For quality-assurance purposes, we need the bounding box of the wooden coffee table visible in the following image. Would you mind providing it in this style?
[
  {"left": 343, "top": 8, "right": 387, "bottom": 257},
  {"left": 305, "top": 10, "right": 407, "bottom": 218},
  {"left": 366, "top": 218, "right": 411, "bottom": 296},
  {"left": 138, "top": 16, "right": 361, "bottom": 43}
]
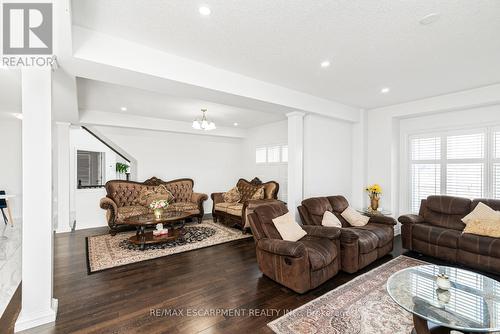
[{"left": 124, "top": 211, "right": 191, "bottom": 251}]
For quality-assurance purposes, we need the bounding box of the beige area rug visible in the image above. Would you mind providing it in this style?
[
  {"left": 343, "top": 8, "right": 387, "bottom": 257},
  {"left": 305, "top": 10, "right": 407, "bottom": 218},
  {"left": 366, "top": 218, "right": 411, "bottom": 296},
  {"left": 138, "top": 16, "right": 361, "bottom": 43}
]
[
  {"left": 86, "top": 220, "right": 251, "bottom": 273},
  {"left": 268, "top": 255, "right": 429, "bottom": 334}
]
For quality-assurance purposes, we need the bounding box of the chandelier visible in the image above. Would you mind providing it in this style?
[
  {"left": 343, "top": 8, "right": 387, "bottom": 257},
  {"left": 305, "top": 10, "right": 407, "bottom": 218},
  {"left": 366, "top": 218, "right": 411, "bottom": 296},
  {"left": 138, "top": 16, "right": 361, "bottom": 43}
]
[{"left": 192, "top": 108, "right": 216, "bottom": 131}]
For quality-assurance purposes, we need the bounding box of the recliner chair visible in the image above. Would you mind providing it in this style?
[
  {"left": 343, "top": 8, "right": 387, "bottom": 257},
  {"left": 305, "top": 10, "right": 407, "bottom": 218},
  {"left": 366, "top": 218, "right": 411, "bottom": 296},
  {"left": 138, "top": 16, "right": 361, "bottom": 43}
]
[{"left": 247, "top": 202, "right": 341, "bottom": 294}]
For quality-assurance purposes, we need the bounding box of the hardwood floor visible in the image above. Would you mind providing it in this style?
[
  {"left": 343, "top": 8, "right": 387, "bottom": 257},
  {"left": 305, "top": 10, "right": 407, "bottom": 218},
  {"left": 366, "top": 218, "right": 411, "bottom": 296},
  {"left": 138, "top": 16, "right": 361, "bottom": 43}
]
[{"left": 10, "top": 227, "right": 405, "bottom": 333}]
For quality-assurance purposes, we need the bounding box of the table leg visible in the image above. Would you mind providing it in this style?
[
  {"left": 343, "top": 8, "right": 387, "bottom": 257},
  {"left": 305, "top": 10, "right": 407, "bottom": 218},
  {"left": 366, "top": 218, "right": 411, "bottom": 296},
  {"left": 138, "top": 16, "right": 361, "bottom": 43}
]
[
  {"left": 5, "top": 199, "right": 14, "bottom": 227},
  {"left": 140, "top": 226, "right": 146, "bottom": 251},
  {"left": 411, "top": 315, "right": 453, "bottom": 334}
]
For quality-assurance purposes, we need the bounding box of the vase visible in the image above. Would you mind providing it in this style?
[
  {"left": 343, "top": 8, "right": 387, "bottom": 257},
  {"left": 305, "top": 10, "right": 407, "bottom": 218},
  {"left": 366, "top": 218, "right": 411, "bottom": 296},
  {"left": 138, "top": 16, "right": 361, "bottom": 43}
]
[
  {"left": 370, "top": 197, "right": 379, "bottom": 211},
  {"left": 153, "top": 208, "right": 163, "bottom": 219}
]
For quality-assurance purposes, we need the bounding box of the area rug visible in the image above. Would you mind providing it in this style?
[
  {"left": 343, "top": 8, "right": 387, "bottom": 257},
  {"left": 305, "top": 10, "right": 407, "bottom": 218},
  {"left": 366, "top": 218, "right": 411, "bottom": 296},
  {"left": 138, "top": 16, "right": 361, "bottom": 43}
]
[
  {"left": 86, "top": 220, "right": 251, "bottom": 273},
  {"left": 268, "top": 255, "right": 429, "bottom": 334}
]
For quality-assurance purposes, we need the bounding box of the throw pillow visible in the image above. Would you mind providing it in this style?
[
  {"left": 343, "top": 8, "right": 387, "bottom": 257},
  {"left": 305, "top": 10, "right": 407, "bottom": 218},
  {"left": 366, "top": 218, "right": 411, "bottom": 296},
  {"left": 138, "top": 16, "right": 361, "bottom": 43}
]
[
  {"left": 463, "top": 219, "right": 500, "bottom": 238},
  {"left": 272, "top": 212, "right": 307, "bottom": 242},
  {"left": 341, "top": 206, "right": 370, "bottom": 227},
  {"left": 462, "top": 202, "right": 500, "bottom": 225},
  {"left": 250, "top": 186, "right": 265, "bottom": 200},
  {"left": 223, "top": 187, "right": 241, "bottom": 203},
  {"left": 322, "top": 211, "right": 342, "bottom": 228}
]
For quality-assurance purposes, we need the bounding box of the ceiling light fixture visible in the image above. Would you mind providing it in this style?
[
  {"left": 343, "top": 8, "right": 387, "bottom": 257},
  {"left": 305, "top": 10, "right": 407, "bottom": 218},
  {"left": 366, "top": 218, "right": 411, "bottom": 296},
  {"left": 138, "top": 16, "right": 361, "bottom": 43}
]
[
  {"left": 120, "top": 106, "right": 127, "bottom": 111},
  {"left": 192, "top": 108, "right": 216, "bottom": 131},
  {"left": 320, "top": 60, "right": 331, "bottom": 68},
  {"left": 381, "top": 87, "right": 390, "bottom": 94},
  {"left": 419, "top": 13, "right": 440, "bottom": 25},
  {"left": 199, "top": 6, "right": 211, "bottom": 16},
  {"left": 233, "top": 122, "right": 238, "bottom": 127}
]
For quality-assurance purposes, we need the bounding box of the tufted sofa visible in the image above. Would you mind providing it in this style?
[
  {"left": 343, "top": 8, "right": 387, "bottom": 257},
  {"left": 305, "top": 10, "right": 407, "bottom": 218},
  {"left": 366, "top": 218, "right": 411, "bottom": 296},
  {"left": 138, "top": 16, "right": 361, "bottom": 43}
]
[
  {"left": 399, "top": 195, "right": 500, "bottom": 275},
  {"left": 211, "top": 177, "right": 281, "bottom": 232},
  {"left": 247, "top": 202, "right": 341, "bottom": 293},
  {"left": 100, "top": 177, "right": 208, "bottom": 235},
  {"left": 298, "top": 195, "right": 396, "bottom": 273}
]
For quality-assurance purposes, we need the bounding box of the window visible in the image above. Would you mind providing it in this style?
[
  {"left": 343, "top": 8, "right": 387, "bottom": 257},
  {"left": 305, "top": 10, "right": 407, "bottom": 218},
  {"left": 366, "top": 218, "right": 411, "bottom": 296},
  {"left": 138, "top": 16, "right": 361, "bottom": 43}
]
[
  {"left": 255, "top": 145, "right": 288, "bottom": 164},
  {"left": 77, "top": 150, "right": 105, "bottom": 188},
  {"left": 408, "top": 129, "right": 495, "bottom": 212}
]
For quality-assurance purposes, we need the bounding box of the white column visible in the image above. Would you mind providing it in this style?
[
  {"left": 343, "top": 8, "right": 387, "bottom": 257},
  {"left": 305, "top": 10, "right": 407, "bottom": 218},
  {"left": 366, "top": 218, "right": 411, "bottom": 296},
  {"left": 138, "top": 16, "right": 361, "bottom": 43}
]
[
  {"left": 15, "top": 68, "right": 57, "bottom": 332},
  {"left": 55, "top": 122, "right": 71, "bottom": 233},
  {"left": 287, "top": 111, "right": 305, "bottom": 219}
]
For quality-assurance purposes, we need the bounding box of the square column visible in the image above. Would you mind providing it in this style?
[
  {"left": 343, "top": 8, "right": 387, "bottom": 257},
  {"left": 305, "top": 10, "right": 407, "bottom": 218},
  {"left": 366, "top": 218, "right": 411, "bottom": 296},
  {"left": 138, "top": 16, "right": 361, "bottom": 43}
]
[
  {"left": 287, "top": 111, "right": 305, "bottom": 219},
  {"left": 15, "top": 68, "right": 57, "bottom": 332}
]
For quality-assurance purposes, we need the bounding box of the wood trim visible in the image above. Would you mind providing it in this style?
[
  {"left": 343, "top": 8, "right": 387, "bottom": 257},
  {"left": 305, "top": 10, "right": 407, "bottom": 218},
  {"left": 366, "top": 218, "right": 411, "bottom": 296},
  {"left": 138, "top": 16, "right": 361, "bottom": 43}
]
[{"left": 0, "top": 283, "right": 21, "bottom": 334}]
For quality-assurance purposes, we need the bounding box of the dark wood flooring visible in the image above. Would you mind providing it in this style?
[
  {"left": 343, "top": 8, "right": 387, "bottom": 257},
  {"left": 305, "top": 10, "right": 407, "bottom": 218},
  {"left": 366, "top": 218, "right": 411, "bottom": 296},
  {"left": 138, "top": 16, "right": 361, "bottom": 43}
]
[{"left": 5, "top": 226, "right": 479, "bottom": 334}]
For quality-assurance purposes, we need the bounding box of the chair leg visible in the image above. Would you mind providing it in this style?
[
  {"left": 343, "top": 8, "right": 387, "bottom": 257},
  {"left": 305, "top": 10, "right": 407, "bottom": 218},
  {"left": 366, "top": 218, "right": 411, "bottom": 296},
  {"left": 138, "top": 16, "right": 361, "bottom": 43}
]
[
  {"left": 5, "top": 199, "right": 14, "bottom": 226},
  {"left": 0, "top": 208, "right": 8, "bottom": 225}
]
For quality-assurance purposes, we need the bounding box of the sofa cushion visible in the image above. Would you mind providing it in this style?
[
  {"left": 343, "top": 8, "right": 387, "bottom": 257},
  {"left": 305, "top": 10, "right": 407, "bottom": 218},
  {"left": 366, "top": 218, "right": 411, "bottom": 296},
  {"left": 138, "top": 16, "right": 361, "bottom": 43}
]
[
  {"left": 423, "top": 196, "right": 470, "bottom": 231},
  {"left": 254, "top": 204, "right": 289, "bottom": 240},
  {"left": 227, "top": 203, "right": 244, "bottom": 216},
  {"left": 327, "top": 196, "right": 350, "bottom": 213},
  {"left": 343, "top": 228, "right": 379, "bottom": 253},
  {"left": 459, "top": 233, "right": 500, "bottom": 258},
  {"left": 167, "top": 202, "right": 198, "bottom": 212},
  {"left": 354, "top": 224, "right": 394, "bottom": 247},
  {"left": 250, "top": 186, "right": 265, "bottom": 200},
  {"left": 166, "top": 180, "right": 193, "bottom": 203},
  {"left": 106, "top": 182, "right": 144, "bottom": 207},
  {"left": 237, "top": 181, "right": 261, "bottom": 202},
  {"left": 116, "top": 205, "right": 149, "bottom": 223},
  {"left": 214, "top": 202, "right": 232, "bottom": 213},
  {"left": 299, "top": 235, "right": 337, "bottom": 270},
  {"left": 412, "top": 224, "right": 461, "bottom": 249},
  {"left": 471, "top": 199, "right": 500, "bottom": 211},
  {"left": 223, "top": 187, "right": 241, "bottom": 203}
]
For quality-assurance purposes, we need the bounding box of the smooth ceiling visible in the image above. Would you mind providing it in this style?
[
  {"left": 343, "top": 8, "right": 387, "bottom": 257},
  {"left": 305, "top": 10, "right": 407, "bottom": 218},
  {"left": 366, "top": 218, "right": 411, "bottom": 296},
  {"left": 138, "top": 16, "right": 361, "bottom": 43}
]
[{"left": 72, "top": 0, "right": 500, "bottom": 109}]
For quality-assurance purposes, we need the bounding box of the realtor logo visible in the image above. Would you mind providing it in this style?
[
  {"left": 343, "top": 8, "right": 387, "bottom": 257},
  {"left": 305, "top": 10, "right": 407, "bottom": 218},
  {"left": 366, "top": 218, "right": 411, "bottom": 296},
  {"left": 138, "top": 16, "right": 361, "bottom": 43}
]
[{"left": 3, "top": 3, "right": 53, "bottom": 54}]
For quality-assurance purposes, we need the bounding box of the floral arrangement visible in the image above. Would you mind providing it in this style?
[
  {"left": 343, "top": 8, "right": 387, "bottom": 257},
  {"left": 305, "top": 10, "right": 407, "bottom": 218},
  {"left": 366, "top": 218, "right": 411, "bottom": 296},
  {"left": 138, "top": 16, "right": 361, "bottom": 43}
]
[
  {"left": 365, "top": 184, "right": 382, "bottom": 199},
  {"left": 149, "top": 199, "right": 169, "bottom": 210}
]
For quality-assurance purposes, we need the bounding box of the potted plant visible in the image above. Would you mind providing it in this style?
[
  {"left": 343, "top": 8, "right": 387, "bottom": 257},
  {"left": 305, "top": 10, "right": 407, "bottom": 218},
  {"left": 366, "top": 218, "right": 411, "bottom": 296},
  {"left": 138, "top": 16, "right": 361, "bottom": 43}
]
[{"left": 116, "top": 162, "right": 129, "bottom": 180}]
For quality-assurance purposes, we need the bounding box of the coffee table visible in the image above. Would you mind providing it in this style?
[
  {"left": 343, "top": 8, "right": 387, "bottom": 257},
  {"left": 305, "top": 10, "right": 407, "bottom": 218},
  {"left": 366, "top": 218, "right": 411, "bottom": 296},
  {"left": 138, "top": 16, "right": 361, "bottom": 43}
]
[
  {"left": 124, "top": 211, "right": 191, "bottom": 251},
  {"left": 387, "top": 264, "right": 500, "bottom": 334}
]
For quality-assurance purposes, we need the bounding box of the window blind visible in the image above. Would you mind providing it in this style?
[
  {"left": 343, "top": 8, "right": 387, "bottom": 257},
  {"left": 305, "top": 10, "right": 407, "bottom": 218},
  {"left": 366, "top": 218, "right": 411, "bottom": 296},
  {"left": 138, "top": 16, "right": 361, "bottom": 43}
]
[{"left": 411, "top": 164, "right": 441, "bottom": 213}]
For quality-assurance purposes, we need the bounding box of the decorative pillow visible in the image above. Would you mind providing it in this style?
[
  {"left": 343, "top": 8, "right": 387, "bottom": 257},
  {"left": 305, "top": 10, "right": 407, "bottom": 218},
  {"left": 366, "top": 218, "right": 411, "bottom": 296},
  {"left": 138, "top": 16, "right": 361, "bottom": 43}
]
[
  {"left": 138, "top": 185, "right": 174, "bottom": 207},
  {"left": 223, "top": 187, "right": 241, "bottom": 203},
  {"left": 463, "top": 219, "right": 500, "bottom": 238},
  {"left": 322, "top": 211, "right": 342, "bottom": 228},
  {"left": 272, "top": 212, "right": 307, "bottom": 242},
  {"left": 462, "top": 202, "right": 500, "bottom": 225},
  {"left": 250, "top": 186, "right": 265, "bottom": 200},
  {"left": 341, "top": 206, "right": 370, "bottom": 227},
  {"left": 238, "top": 182, "right": 260, "bottom": 202}
]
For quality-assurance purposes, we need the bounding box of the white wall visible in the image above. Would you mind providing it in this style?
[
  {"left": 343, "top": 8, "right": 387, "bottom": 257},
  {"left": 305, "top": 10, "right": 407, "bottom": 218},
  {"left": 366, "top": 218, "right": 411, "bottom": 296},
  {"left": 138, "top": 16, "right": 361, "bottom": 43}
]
[
  {"left": 93, "top": 126, "right": 245, "bottom": 212},
  {"left": 303, "top": 114, "right": 354, "bottom": 201},
  {"left": 365, "top": 84, "right": 500, "bottom": 221},
  {"left": 243, "top": 120, "right": 288, "bottom": 201},
  {"left": 0, "top": 117, "right": 22, "bottom": 218}
]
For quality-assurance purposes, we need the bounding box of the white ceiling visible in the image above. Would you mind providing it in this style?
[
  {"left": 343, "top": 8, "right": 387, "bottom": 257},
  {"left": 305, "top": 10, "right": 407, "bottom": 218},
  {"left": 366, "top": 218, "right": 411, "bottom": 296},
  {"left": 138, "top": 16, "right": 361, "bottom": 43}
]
[
  {"left": 0, "top": 69, "right": 21, "bottom": 116},
  {"left": 76, "top": 78, "right": 285, "bottom": 128},
  {"left": 72, "top": 0, "right": 500, "bottom": 109}
]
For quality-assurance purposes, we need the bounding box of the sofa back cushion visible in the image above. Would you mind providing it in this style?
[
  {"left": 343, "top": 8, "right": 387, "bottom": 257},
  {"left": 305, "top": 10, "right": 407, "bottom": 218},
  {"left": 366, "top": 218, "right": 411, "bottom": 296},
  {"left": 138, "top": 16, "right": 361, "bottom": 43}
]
[
  {"left": 253, "top": 202, "right": 289, "bottom": 240},
  {"left": 105, "top": 181, "right": 144, "bottom": 207},
  {"left": 165, "top": 179, "right": 193, "bottom": 203},
  {"left": 301, "top": 197, "right": 332, "bottom": 225},
  {"left": 471, "top": 199, "right": 500, "bottom": 211},
  {"left": 422, "top": 195, "right": 471, "bottom": 231},
  {"left": 236, "top": 178, "right": 279, "bottom": 201},
  {"left": 327, "top": 195, "right": 351, "bottom": 227}
]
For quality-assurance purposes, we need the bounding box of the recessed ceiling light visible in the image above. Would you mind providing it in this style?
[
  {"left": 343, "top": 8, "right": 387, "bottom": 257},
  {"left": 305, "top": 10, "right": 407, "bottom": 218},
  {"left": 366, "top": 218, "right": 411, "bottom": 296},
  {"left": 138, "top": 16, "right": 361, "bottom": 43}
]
[
  {"left": 14, "top": 113, "right": 23, "bottom": 120},
  {"left": 199, "top": 6, "right": 211, "bottom": 16},
  {"left": 381, "top": 87, "right": 390, "bottom": 94},
  {"left": 419, "top": 13, "right": 440, "bottom": 25},
  {"left": 320, "top": 60, "right": 331, "bottom": 68},
  {"left": 120, "top": 107, "right": 127, "bottom": 111},
  {"left": 233, "top": 122, "right": 239, "bottom": 127}
]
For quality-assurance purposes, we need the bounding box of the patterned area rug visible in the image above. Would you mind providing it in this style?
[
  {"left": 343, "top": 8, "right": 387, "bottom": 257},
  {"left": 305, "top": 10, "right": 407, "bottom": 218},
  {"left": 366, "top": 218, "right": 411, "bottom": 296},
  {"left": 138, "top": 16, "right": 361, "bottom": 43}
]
[
  {"left": 268, "top": 255, "right": 429, "bottom": 334},
  {"left": 86, "top": 220, "right": 251, "bottom": 273}
]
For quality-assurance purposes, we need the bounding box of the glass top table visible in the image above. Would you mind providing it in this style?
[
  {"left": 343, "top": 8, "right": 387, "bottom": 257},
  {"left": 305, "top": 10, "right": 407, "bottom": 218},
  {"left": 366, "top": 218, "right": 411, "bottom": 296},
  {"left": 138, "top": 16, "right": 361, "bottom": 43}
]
[{"left": 387, "top": 265, "right": 500, "bottom": 333}]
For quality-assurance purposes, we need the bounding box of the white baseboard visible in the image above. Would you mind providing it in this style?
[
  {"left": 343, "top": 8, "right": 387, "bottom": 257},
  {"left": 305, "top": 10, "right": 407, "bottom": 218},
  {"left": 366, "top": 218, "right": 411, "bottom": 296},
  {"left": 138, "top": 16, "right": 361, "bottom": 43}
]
[{"left": 14, "top": 298, "right": 58, "bottom": 332}]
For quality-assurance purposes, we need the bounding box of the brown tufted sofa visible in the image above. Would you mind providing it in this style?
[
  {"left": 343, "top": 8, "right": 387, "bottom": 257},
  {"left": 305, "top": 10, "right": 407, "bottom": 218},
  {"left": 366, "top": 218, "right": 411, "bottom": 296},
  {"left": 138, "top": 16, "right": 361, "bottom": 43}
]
[
  {"left": 247, "top": 202, "right": 341, "bottom": 293},
  {"left": 100, "top": 177, "right": 208, "bottom": 235},
  {"left": 211, "top": 177, "right": 280, "bottom": 231},
  {"left": 399, "top": 195, "right": 500, "bottom": 275},
  {"left": 298, "top": 196, "right": 396, "bottom": 273}
]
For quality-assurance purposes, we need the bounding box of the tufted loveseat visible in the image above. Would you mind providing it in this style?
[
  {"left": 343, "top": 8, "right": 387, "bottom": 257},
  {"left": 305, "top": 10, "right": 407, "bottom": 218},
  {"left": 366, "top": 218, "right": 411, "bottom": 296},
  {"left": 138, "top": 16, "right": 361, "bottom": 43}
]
[{"left": 100, "top": 177, "right": 208, "bottom": 235}]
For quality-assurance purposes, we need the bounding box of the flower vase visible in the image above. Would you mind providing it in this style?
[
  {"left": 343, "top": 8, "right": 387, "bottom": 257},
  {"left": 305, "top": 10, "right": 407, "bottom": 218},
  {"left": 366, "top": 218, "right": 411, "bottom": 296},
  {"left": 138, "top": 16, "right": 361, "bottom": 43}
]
[
  {"left": 153, "top": 208, "right": 163, "bottom": 219},
  {"left": 370, "top": 197, "right": 379, "bottom": 211}
]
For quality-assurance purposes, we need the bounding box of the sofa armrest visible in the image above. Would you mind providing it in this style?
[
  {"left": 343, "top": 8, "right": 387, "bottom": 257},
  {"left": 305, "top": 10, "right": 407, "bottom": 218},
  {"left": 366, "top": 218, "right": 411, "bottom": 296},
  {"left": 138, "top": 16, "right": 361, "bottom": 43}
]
[
  {"left": 339, "top": 229, "right": 360, "bottom": 244},
  {"left": 369, "top": 215, "right": 397, "bottom": 226},
  {"left": 257, "top": 239, "right": 306, "bottom": 258},
  {"left": 191, "top": 192, "right": 208, "bottom": 204},
  {"left": 211, "top": 192, "right": 224, "bottom": 204},
  {"left": 100, "top": 197, "right": 117, "bottom": 214},
  {"left": 302, "top": 225, "right": 341, "bottom": 240},
  {"left": 242, "top": 199, "right": 284, "bottom": 229},
  {"left": 398, "top": 214, "right": 424, "bottom": 225}
]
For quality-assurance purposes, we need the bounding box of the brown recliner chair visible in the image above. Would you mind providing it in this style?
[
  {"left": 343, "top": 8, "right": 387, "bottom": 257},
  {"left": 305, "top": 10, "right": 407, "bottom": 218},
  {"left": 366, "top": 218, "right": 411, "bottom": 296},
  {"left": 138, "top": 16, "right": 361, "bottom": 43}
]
[
  {"left": 247, "top": 202, "right": 341, "bottom": 294},
  {"left": 298, "top": 196, "right": 396, "bottom": 273}
]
